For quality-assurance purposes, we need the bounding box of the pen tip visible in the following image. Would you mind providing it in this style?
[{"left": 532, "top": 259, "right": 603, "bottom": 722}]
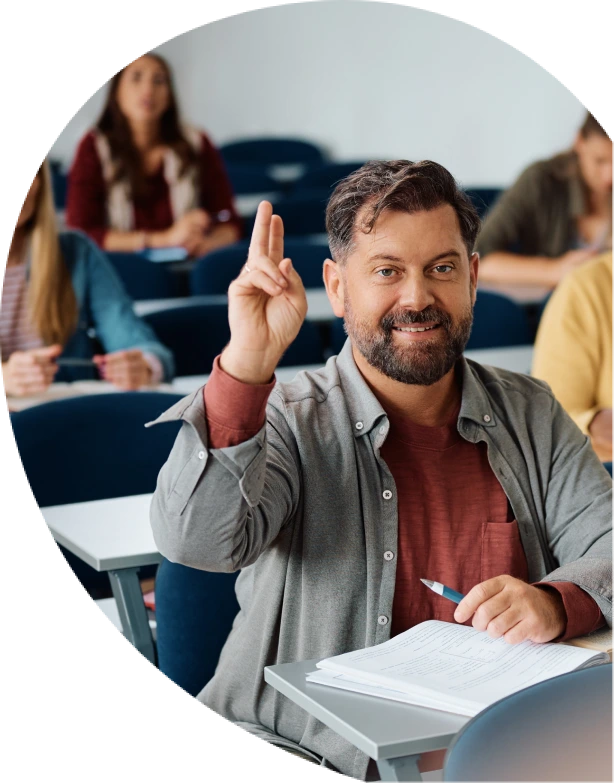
[{"left": 420, "top": 579, "right": 433, "bottom": 587}]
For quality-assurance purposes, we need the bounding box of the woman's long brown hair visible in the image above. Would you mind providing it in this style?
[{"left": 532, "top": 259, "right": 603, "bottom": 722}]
[
  {"left": 28, "top": 162, "right": 78, "bottom": 345},
  {"left": 96, "top": 52, "right": 198, "bottom": 199}
]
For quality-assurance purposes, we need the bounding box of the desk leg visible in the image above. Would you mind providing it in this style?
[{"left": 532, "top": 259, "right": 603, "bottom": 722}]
[
  {"left": 376, "top": 755, "right": 422, "bottom": 781},
  {"left": 108, "top": 568, "right": 156, "bottom": 664}
]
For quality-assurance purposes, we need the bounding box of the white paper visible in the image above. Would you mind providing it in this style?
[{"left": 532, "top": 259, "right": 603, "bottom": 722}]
[{"left": 316, "top": 620, "right": 607, "bottom": 715}]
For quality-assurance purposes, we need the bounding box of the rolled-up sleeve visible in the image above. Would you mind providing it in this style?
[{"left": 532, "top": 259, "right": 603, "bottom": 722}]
[{"left": 148, "top": 384, "right": 300, "bottom": 573}]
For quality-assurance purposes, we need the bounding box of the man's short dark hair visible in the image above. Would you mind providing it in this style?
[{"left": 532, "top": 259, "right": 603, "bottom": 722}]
[
  {"left": 325, "top": 160, "right": 480, "bottom": 263},
  {"left": 579, "top": 112, "right": 610, "bottom": 140}
]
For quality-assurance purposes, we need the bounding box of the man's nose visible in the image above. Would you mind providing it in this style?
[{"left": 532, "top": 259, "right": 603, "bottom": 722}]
[{"left": 398, "top": 275, "right": 436, "bottom": 312}]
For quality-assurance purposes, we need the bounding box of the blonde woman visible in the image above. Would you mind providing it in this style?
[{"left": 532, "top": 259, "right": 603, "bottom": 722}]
[{"left": 1, "top": 162, "right": 174, "bottom": 397}]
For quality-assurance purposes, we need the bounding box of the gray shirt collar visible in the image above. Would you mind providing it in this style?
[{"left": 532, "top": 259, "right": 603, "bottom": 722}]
[{"left": 334, "top": 338, "right": 497, "bottom": 437}]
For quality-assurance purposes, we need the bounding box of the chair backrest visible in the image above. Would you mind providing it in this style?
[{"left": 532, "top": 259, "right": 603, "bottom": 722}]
[
  {"left": 106, "top": 252, "right": 186, "bottom": 301},
  {"left": 603, "top": 461, "right": 613, "bottom": 477},
  {"left": 143, "top": 303, "right": 325, "bottom": 375},
  {"left": 12, "top": 392, "right": 182, "bottom": 596},
  {"left": 465, "top": 188, "right": 502, "bottom": 218},
  {"left": 49, "top": 160, "right": 68, "bottom": 210},
  {"left": 330, "top": 317, "right": 347, "bottom": 357},
  {"left": 190, "top": 239, "right": 330, "bottom": 295},
  {"left": 155, "top": 559, "right": 240, "bottom": 696},
  {"left": 220, "top": 137, "right": 325, "bottom": 167},
  {"left": 142, "top": 304, "right": 231, "bottom": 377},
  {"left": 466, "top": 290, "right": 532, "bottom": 350},
  {"left": 10, "top": 392, "right": 183, "bottom": 508},
  {"left": 443, "top": 664, "right": 612, "bottom": 781},
  {"left": 291, "top": 161, "right": 367, "bottom": 193},
  {"left": 253, "top": 194, "right": 328, "bottom": 237},
  {"left": 225, "top": 164, "right": 281, "bottom": 196}
]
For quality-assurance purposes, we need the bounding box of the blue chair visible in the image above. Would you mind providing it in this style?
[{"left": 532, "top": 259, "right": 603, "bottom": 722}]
[
  {"left": 243, "top": 194, "right": 328, "bottom": 237},
  {"left": 106, "top": 252, "right": 186, "bottom": 301},
  {"left": 465, "top": 188, "right": 502, "bottom": 218},
  {"left": 444, "top": 664, "right": 612, "bottom": 781},
  {"left": 603, "top": 462, "right": 612, "bottom": 477},
  {"left": 329, "top": 317, "right": 347, "bottom": 356},
  {"left": 220, "top": 138, "right": 325, "bottom": 168},
  {"left": 142, "top": 303, "right": 325, "bottom": 375},
  {"left": 190, "top": 239, "right": 330, "bottom": 295},
  {"left": 155, "top": 561, "right": 240, "bottom": 696},
  {"left": 466, "top": 290, "right": 532, "bottom": 350},
  {"left": 291, "top": 161, "right": 366, "bottom": 193},
  {"left": 225, "top": 164, "right": 281, "bottom": 196},
  {"left": 49, "top": 160, "right": 68, "bottom": 210},
  {"left": 11, "top": 392, "right": 183, "bottom": 595}
]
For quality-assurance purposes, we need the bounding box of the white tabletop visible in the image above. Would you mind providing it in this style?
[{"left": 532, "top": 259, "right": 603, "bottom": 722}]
[
  {"left": 42, "top": 493, "right": 160, "bottom": 572},
  {"left": 7, "top": 347, "right": 533, "bottom": 411},
  {"left": 134, "top": 289, "right": 334, "bottom": 321},
  {"left": 265, "top": 659, "right": 468, "bottom": 760}
]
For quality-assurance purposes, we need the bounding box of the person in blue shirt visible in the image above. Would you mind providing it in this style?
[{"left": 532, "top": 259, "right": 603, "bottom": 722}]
[{"left": 2, "top": 161, "right": 174, "bottom": 397}]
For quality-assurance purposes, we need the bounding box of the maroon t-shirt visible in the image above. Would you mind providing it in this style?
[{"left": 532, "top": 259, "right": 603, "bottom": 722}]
[
  {"left": 203, "top": 356, "right": 604, "bottom": 641},
  {"left": 66, "top": 130, "right": 241, "bottom": 246}
]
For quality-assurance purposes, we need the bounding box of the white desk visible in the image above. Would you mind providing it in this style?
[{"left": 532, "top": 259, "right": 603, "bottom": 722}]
[
  {"left": 134, "top": 284, "right": 549, "bottom": 320},
  {"left": 42, "top": 494, "right": 159, "bottom": 662},
  {"left": 265, "top": 659, "right": 468, "bottom": 781},
  {"left": 170, "top": 347, "right": 533, "bottom": 396},
  {"left": 7, "top": 347, "right": 533, "bottom": 412},
  {"left": 134, "top": 289, "right": 335, "bottom": 321}
]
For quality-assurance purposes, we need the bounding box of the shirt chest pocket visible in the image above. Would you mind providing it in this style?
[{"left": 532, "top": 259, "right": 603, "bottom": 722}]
[{"left": 480, "top": 520, "right": 530, "bottom": 583}]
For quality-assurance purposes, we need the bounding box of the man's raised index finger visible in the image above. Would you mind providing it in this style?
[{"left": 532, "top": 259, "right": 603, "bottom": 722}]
[{"left": 249, "top": 201, "right": 273, "bottom": 257}]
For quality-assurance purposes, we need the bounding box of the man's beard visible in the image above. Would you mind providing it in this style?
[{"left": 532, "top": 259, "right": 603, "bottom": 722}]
[{"left": 343, "top": 299, "right": 473, "bottom": 386}]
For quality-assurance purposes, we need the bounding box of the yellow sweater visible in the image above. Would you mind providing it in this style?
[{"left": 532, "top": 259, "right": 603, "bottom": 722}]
[{"left": 532, "top": 252, "right": 612, "bottom": 438}]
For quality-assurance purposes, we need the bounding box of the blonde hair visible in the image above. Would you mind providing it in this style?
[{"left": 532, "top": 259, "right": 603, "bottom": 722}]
[{"left": 27, "top": 161, "right": 78, "bottom": 345}]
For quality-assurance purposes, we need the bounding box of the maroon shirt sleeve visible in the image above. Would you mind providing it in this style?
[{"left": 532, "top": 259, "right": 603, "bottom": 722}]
[
  {"left": 534, "top": 581, "right": 605, "bottom": 641},
  {"left": 198, "top": 133, "right": 243, "bottom": 236},
  {"left": 203, "top": 355, "right": 275, "bottom": 448},
  {"left": 65, "top": 132, "right": 109, "bottom": 247}
]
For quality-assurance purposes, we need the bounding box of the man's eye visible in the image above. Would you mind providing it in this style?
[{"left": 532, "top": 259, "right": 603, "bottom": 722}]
[
  {"left": 377, "top": 269, "right": 395, "bottom": 278},
  {"left": 434, "top": 265, "right": 453, "bottom": 274}
]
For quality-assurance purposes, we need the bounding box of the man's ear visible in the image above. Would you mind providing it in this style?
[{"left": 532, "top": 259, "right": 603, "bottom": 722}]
[
  {"left": 323, "top": 258, "right": 345, "bottom": 318},
  {"left": 469, "top": 252, "right": 479, "bottom": 305}
]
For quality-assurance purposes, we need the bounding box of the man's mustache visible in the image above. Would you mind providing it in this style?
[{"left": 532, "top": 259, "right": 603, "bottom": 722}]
[{"left": 380, "top": 308, "right": 453, "bottom": 331}]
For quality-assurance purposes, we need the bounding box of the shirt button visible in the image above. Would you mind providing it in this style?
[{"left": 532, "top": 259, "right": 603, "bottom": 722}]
[
  {"left": 379, "top": 426, "right": 386, "bottom": 435},
  {"left": 383, "top": 490, "right": 393, "bottom": 500},
  {"left": 384, "top": 551, "right": 394, "bottom": 561},
  {"left": 355, "top": 421, "right": 364, "bottom": 430},
  {"left": 378, "top": 615, "right": 388, "bottom": 625},
  {"left": 483, "top": 414, "right": 491, "bottom": 423},
  {"left": 198, "top": 451, "right": 206, "bottom": 460}
]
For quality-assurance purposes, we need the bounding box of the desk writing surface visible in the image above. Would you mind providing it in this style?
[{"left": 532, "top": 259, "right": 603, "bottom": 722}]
[
  {"left": 265, "top": 660, "right": 468, "bottom": 761},
  {"left": 43, "top": 493, "right": 160, "bottom": 572}
]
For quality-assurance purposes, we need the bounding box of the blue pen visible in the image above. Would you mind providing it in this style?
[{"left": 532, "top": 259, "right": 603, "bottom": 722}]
[{"left": 420, "top": 578, "right": 465, "bottom": 604}]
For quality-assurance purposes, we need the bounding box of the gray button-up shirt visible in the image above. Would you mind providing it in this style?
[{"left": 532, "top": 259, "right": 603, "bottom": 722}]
[{"left": 149, "top": 341, "right": 612, "bottom": 779}]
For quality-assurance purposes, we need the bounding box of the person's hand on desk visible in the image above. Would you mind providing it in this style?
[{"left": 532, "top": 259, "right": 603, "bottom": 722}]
[
  {"left": 454, "top": 575, "right": 566, "bottom": 644},
  {"left": 220, "top": 200, "right": 307, "bottom": 384},
  {"left": 589, "top": 408, "right": 612, "bottom": 461},
  {"left": 2, "top": 344, "right": 61, "bottom": 396},
  {"left": 145, "top": 209, "right": 212, "bottom": 252},
  {"left": 94, "top": 349, "right": 153, "bottom": 391}
]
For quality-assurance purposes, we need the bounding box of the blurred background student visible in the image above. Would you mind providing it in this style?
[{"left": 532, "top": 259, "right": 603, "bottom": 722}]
[
  {"left": 1, "top": 161, "right": 174, "bottom": 398},
  {"left": 532, "top": 251, "right": 612, "bottom": 462},
  {"left": 66, "top": 53, "right": 241, "bottom": 256},
  {"left": 477, "top": 112, "right": 612, "bottom": 288}
]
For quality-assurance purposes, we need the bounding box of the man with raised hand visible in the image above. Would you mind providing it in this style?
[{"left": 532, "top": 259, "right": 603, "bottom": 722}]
[{"left": 150, "top": 161, "right": 611, "bottom": 780}]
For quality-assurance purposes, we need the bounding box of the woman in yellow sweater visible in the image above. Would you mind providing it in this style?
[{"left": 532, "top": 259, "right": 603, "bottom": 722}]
[{"left": 532, "top": 252, "right": 612, "bottom": 461}]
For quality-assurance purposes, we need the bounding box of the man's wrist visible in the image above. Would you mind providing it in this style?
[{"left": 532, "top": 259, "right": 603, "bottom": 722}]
[{"left": 220, "top": 345, "right": 279, "bottom": 385}]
